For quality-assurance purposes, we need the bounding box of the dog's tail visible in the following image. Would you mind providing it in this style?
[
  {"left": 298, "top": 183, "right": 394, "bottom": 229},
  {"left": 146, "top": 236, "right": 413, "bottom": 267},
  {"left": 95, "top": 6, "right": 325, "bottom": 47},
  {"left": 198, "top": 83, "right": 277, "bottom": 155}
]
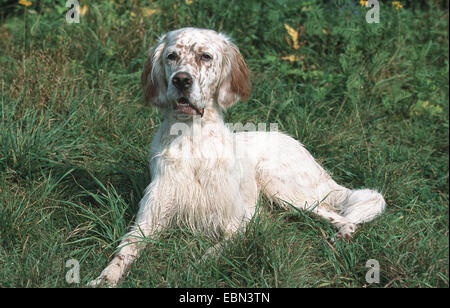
[{"left": 339, "top": 189, "right": 386, "bottom": 225}]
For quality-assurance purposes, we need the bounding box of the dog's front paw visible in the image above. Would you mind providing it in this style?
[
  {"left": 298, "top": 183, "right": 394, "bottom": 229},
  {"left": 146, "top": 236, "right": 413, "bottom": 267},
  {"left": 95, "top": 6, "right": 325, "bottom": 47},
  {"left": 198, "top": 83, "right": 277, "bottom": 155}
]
[
  {"left": 335, "top": 223, "right": 357, "bottom": 242},
  {"left": 88, "top": 265, "right": 121, "bottom": 288}
]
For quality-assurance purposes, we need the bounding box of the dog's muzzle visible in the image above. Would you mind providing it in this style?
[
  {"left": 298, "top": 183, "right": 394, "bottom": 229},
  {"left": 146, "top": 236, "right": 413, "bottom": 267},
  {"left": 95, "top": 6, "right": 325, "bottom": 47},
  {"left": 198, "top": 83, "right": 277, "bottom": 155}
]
[{"left": 171, "top": 72, "right": 204, "bottom": 117}]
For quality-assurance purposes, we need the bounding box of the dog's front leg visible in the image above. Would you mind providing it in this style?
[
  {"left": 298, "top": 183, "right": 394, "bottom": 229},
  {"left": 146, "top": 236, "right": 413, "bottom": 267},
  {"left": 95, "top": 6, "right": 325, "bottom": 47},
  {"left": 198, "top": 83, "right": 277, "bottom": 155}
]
[{"left": 89, "top": 183, "right": 167, "bottom": 287}]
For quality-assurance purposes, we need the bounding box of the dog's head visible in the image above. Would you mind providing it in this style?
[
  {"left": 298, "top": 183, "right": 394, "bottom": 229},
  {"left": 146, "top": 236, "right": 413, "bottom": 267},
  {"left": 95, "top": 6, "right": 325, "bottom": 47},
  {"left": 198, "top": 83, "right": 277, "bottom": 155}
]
[{"left": 141, "top": 28, "right": 251, "bottom": 119}]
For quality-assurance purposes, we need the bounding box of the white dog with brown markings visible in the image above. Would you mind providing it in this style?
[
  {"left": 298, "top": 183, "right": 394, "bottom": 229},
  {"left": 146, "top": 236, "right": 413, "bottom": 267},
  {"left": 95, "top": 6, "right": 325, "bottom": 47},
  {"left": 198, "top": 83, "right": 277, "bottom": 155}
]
[{"left": 89, "top": 27, "right": 385, "bottom": 287}]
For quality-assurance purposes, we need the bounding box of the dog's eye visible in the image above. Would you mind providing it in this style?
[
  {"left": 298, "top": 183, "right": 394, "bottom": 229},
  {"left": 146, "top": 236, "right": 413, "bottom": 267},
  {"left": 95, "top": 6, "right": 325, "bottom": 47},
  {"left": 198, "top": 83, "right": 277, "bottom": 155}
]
[
  {"left": 201, "top": 53, "right": 213, "bottom": 61},
  {"left": 167, "top": 53, "right": 178, "bottom": 61}
]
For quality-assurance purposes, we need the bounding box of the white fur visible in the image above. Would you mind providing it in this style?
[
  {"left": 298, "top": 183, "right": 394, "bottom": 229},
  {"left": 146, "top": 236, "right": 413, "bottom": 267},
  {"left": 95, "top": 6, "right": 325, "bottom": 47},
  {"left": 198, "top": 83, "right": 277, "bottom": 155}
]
[{"left": 89, "top": 28, "right": 386, "bottom": 287}]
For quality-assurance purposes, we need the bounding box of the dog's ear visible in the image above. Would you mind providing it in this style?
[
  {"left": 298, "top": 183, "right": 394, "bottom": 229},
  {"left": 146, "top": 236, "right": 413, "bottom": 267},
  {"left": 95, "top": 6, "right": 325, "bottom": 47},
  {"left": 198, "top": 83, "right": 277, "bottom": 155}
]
[
  {"left": 141, "top": 36, "right": 168, "bottom": 107},
  {"left": 217, "top": 41, "right": 251, "bottom": 108}
]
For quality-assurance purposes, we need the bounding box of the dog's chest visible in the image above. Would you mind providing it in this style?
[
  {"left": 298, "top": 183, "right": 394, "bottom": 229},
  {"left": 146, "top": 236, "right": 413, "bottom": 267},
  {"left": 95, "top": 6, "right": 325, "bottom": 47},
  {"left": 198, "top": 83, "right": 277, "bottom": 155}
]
[{"left": 151, "top": 131, "right": 243, "bottom": 234}]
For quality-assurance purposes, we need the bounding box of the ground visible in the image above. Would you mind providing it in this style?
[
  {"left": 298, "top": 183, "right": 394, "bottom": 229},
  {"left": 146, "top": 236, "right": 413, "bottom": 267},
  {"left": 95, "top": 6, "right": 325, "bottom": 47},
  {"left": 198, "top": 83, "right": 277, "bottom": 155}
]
[{"left": 0, "top": 0, "right": 448, "bottom": 287}]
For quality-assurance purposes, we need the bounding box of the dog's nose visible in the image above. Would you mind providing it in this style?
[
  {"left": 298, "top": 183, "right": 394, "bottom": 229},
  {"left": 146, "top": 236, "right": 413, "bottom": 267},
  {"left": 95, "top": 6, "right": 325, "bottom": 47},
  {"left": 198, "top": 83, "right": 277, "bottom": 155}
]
[{"left": 172, "top": 72, "right": 193, "bottom": 91}]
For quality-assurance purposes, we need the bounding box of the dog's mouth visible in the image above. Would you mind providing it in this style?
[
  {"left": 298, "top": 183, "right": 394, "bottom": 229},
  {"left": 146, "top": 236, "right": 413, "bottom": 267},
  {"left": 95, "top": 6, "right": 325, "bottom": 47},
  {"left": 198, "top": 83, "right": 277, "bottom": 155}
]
[{"left": 174, "top": 97, "right": 204, "bottom": 117}]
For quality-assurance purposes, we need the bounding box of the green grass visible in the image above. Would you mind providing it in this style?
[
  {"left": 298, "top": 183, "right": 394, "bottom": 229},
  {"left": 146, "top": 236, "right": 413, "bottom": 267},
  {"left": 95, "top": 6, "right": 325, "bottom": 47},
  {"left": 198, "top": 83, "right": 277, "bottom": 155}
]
[{"left": 0, "top": 0, "right": 448, "bottom": 288}]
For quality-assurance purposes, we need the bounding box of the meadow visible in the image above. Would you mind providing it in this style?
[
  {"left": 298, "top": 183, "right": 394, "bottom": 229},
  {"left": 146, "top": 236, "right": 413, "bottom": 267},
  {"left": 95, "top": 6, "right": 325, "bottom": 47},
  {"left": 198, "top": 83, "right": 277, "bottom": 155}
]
[{"left": 0, "top": 0, "right": 448, "bottom": 287}]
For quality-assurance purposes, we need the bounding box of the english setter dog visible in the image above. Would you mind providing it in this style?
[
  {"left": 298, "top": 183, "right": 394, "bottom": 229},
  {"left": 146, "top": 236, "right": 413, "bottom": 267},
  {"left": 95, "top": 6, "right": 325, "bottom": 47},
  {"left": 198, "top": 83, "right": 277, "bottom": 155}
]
[{"left": 89, "top": 27, "right": 385, "bottom": 287}]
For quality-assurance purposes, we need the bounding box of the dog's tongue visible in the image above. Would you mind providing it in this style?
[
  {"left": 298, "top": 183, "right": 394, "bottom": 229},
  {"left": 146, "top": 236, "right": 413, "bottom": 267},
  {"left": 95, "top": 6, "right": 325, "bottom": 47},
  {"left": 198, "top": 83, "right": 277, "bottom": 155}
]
[
  {"left": 175, "top": 104, "right": 196, "bottom": 114},
  {"left": 175, "top": 98, "right": 204, "bottom": 116}
]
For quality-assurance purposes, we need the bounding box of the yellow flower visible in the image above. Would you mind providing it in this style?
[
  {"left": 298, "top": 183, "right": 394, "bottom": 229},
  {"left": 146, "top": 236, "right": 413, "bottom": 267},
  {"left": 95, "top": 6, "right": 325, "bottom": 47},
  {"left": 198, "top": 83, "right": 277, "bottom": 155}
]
[
  {"left": 284, "top": 24, "right": 300, "bottom": 50},
  {"left": 18, "top": 0, "right": 32, "bottom": 7},
  {"left": 281, "top": 55, "right": 304, "bottom": 63},
  {"left": 360, "top": 0, "right": 368, "bottom": 7},
  {"left": 392, "top": 1, "right": 403, "bottom": 11},
  {"left": 141, "top": 8, "right": 161, "bottom": 17},
  {"left": 186, "top": 0, "right": 194, "bottom": 5},
  {"left": 79, "top": 5, "right": 88, "bottom": 16}
]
